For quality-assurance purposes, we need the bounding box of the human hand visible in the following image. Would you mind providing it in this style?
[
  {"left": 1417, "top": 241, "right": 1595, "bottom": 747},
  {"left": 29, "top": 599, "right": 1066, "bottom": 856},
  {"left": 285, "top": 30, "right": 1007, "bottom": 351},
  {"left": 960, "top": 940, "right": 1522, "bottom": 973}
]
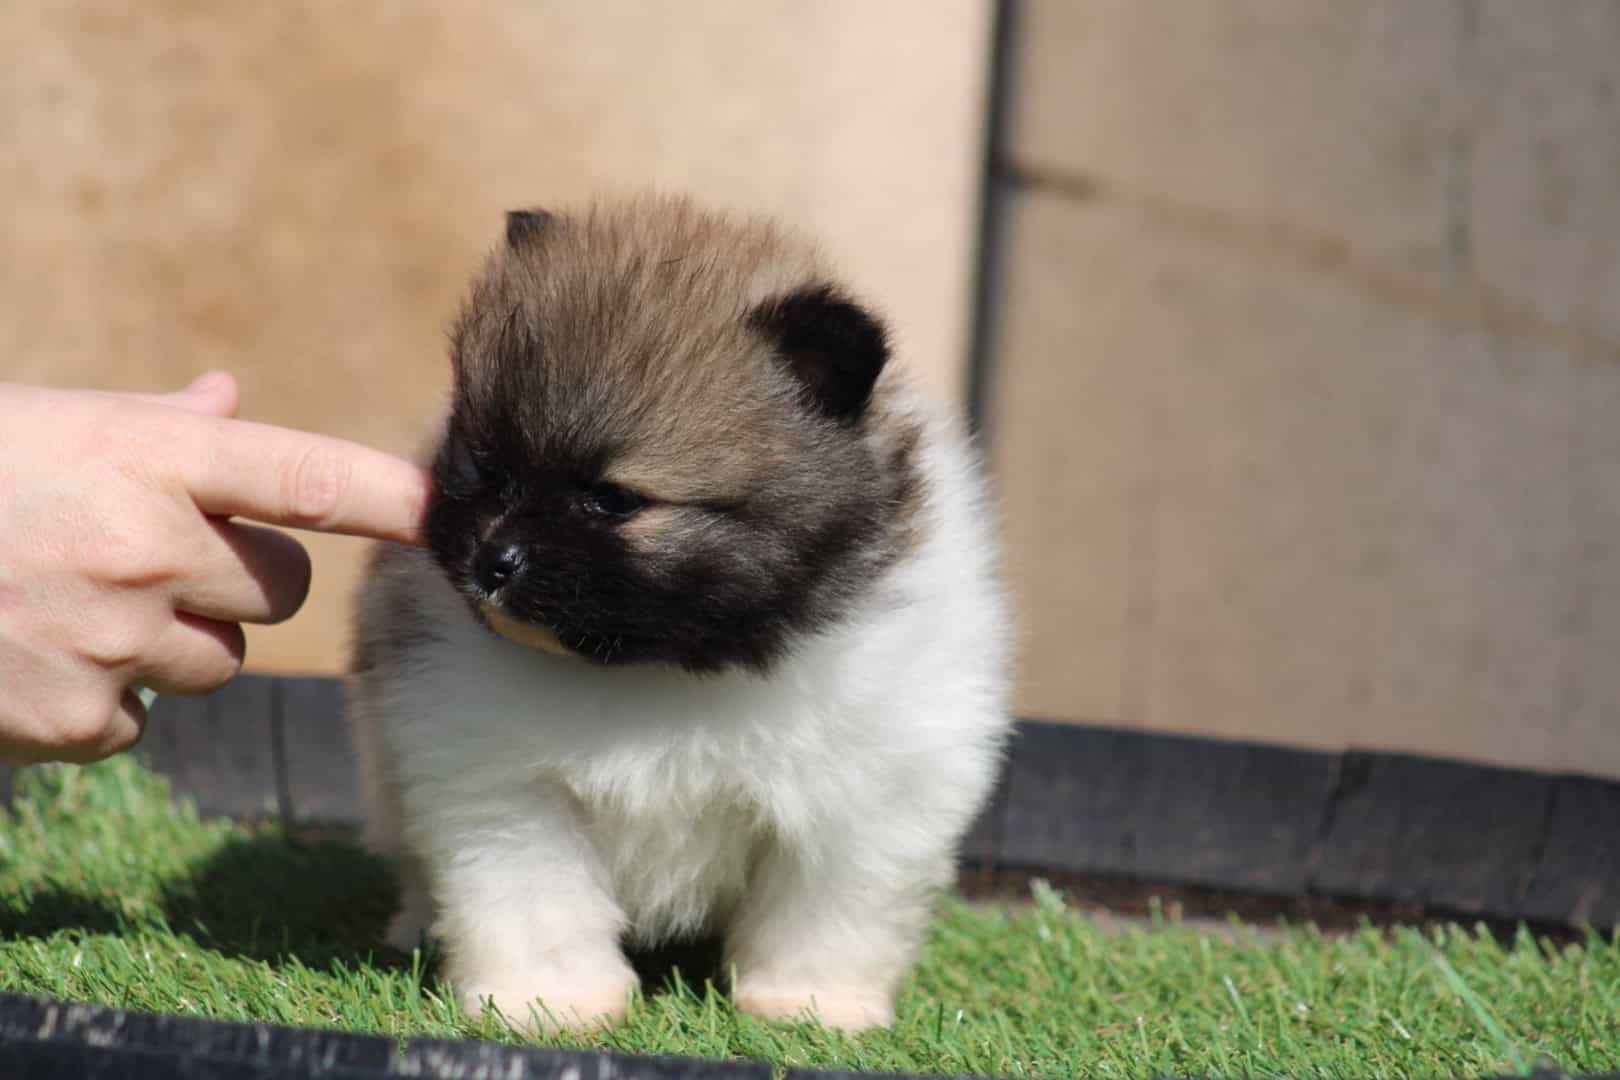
[{"left": 0, "top": 371, "right": 432, "bottom": 765}]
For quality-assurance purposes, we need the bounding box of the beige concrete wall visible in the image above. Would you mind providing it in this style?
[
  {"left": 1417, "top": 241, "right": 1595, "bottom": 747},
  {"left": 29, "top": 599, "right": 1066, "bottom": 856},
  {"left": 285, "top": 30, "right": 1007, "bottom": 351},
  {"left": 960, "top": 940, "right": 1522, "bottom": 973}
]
[
  {"left": 1, "top": 2, "right": 991, "bottom": 674},
  {"left": 991, "top": 0, "right": 1620, "bottom": 776}
]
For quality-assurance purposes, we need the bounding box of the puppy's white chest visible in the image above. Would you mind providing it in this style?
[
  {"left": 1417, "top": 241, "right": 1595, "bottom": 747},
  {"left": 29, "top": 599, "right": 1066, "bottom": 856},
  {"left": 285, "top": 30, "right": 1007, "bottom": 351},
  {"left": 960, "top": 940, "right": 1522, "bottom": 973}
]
[
  {"left": 582, "top": 794, "right": 757, "bottom": 942},
  {"left": 545, "top": 728, "right": 784, "bottom": 942}
]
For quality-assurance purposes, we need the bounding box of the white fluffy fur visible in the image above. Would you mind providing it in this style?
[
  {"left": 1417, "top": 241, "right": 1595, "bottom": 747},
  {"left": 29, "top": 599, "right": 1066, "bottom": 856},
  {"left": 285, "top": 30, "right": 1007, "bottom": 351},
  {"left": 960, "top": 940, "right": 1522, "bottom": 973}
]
[{"left": 349, "top": 403, "right": 1011, "bottom": 1033}]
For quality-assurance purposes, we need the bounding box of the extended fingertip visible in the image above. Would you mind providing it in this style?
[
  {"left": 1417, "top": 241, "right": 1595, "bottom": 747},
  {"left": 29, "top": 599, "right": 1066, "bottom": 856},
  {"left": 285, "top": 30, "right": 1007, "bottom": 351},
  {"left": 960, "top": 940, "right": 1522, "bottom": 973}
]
[
  {"left": 186, "top": 425, "right": 437, "bottom": 544},
  {"left": 400, "top": 464, "right": 436, "bottom": 547}
]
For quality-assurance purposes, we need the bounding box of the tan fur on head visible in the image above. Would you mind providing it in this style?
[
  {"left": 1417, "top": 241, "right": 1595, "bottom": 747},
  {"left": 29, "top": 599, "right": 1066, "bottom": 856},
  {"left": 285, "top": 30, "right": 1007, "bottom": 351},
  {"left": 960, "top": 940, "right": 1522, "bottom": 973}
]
[{"left": 453, "top": 195, "right": 896, "bottom": 503}]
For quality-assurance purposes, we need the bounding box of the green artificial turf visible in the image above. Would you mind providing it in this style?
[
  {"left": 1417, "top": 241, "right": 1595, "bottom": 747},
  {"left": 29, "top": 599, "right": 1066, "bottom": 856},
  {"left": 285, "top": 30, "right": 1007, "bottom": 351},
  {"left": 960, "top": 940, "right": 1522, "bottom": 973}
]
[{"left": 2, "top": 756, "right": 1618, "bottom": 1078}]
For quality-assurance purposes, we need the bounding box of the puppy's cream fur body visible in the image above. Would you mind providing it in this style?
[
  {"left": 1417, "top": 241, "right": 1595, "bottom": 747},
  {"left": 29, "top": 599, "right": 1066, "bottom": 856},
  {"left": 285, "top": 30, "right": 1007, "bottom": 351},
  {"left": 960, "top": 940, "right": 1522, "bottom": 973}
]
[{"left": 349, "top": 198, "right": 1010, "bottom": 1032}]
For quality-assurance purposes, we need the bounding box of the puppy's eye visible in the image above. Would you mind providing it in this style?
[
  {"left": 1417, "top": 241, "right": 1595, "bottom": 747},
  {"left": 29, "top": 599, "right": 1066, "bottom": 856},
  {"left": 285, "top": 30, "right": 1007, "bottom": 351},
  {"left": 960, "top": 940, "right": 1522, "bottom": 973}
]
[
  {"left": 443, "top": 433, "right": 497, "bottom": 492},
  {"left": 446, "top": 436, "right": 480, "bottom": 486},
  {"left": 580, "top": 482, "right": 645, "bottom": 518}
]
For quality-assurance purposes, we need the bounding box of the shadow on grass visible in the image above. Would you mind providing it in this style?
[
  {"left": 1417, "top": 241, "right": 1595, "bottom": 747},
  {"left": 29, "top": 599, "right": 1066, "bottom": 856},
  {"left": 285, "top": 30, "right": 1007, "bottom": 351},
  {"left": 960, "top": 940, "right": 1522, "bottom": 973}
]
[
  {"left": 158, "top": 830, "right": 406, "bottom": 974},
  {"left": 0, "top": 889, "right": 128, "bottom": 940},
  {"left": 152, "top": 828, "right": 732, "bottom": 995},
  {"left": 627, "top": 935, "right": 728, "bottom": 997}
]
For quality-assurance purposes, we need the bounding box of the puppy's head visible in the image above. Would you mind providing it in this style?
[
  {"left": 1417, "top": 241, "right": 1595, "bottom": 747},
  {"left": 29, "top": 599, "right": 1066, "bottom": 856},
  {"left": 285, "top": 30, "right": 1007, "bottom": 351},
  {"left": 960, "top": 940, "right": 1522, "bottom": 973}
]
[{"left": 423, "top": 196, "right": 923, "bottom": 674}]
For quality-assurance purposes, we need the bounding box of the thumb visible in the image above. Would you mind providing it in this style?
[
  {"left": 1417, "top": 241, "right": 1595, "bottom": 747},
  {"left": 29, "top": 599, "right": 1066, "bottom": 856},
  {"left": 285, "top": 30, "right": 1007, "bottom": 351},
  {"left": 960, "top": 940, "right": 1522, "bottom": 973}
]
[{"left": 151, "top": 370, "right": 241, "bottom": 418}]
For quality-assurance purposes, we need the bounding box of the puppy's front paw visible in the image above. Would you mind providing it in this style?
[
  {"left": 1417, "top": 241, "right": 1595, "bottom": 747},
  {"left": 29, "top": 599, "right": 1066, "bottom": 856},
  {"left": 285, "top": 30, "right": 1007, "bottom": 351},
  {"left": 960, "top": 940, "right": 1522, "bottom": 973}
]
[
  {"left": 460, "top": 957, "right": 638, "bottom": 1034},
  {"left": 734, "top": 977, "right": 894, "bottom": 1032}
]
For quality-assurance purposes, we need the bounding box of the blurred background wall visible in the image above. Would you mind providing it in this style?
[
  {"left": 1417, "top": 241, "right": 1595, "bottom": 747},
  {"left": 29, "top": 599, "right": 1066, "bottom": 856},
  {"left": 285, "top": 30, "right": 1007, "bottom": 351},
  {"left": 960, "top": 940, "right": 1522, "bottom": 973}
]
[
  {"left": 4, "top": 2, "right": 1617, "bottom": 780},
  {"left": 1, "top": 2, "right": 992, "bottom": 673},
  {"left": 987, "top": 0, "right": 1620, "bottom": 776}
]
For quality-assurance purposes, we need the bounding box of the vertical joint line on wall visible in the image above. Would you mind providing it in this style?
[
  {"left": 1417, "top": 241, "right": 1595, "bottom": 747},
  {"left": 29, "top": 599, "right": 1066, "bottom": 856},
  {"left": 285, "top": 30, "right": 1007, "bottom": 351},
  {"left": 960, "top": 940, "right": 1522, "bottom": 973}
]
[
  {"left": 1447, "top": 0, "right": 1480, "bottom": 279},
  {"left": 963, "top": 0, "right": 1018, "bottom": 436},
  {"left": 269, "top": 678, "right": 293, "bottom": 826}
]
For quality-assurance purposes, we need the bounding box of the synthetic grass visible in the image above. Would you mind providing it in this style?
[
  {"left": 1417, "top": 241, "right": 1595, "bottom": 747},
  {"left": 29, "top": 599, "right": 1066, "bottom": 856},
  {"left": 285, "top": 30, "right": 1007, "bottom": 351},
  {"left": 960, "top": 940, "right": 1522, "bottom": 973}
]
[{"left": 2, "top": 757, "right": 1618, "bottom": 1078}]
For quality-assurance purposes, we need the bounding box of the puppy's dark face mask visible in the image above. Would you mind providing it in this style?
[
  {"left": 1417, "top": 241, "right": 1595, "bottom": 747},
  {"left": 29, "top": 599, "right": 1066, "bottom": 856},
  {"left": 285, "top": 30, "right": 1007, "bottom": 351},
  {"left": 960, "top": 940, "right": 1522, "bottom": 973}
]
[{"left": 421, "top": 201, "right": 919, "bottom": 675}]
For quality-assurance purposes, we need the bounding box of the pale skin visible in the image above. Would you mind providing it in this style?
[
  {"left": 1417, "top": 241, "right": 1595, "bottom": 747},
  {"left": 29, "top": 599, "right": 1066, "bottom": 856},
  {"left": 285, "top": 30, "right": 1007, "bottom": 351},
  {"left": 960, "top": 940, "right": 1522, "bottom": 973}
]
[{"left": 0, "top": 371, "right": 431, "bottom": 766}]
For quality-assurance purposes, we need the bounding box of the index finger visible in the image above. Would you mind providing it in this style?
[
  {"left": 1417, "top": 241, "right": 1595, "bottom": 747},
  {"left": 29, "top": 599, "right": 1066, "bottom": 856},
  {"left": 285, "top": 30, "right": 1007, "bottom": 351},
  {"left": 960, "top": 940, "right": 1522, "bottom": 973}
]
[{"left": 180, "top": 415, "right": 433, "bottom": 545}]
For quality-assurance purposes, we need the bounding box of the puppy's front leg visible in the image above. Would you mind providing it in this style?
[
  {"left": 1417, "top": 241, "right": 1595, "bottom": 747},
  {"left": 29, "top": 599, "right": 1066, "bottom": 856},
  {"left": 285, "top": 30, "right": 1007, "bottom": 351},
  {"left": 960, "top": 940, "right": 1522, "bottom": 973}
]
[
  {"left": 726, "top": 834, "right": 950, "bottom": 1032},
  {"left": 418, "top": 783, "right": 636, "bottom": 1033}
]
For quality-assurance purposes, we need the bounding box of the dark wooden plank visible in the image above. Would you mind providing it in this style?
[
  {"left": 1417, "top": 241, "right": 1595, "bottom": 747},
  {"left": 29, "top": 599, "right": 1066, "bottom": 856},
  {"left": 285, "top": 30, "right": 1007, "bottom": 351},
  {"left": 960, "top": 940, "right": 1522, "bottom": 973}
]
[
  {"left": 0, "top": 991, "right": 392, "bottom": 1075},
  {"left": 0, "top": 1042, "right": 204, "bottom": 1080},
  {"left": 133, "top": 691, "right": 210, "bottom": 801},
  {"left": 400, "top": 1038, "right": 770, "bottom": 1080},
  {"left": 0, "top": 1039, "right": 387, "bottom": 1080},
  {"left": 1521, "top": 775, "right": 1620, "bottom": 928},
  {"left": 1311, "top": 751, "right": 1554, "bottom": 916},
  {"left": 135, "top": 678, "right": 279, "bottom": 820},
  {"left": 998, "top": 721, "right": 1338, "bottom": 894},
  {"left": 0, "top": 991, "right": 391, "bottom": 1071},
  {"left": 275, "top": 676, "right": 363, "bottom": 827},
  {"left": 0, "top": 992, "right": 766, "bottom": 1080},
  {"left": 0, "top": 989, "right": 52, "bottom": 1037}
]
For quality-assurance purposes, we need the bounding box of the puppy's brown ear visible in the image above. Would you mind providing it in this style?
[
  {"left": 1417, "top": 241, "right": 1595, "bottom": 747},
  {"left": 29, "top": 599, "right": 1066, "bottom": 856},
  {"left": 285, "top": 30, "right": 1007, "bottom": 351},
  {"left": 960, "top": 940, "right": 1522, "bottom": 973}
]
[
  {"left": 504, "top": 208, "right": 551, "bottom": 250},
  {"left": 749, "top": 285, "right": 890, "bottom": 422}
]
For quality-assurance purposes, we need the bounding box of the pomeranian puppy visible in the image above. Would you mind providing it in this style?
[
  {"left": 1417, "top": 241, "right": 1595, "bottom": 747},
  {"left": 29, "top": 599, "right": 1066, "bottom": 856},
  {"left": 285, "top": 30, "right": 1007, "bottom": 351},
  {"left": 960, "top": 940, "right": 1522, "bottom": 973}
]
[{"left": 348, "top": 196, "right": 1010, "bottom": 1032}]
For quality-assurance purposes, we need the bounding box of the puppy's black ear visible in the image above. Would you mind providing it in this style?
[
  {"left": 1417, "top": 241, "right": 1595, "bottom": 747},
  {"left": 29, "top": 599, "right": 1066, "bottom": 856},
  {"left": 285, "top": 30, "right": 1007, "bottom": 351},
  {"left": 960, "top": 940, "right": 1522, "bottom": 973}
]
[
  {"left": 504, "top": 208, "right": 551, "bottom": 249},
  {"left": 749, "top": 285, "right": 890, "bottom": 422}
]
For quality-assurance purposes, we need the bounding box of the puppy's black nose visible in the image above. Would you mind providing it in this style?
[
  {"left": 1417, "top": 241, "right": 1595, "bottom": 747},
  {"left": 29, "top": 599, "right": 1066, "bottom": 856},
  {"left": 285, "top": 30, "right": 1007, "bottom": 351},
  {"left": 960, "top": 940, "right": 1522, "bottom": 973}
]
[{"left": 474, "top": 542, "right": 525, "bottom": 593}]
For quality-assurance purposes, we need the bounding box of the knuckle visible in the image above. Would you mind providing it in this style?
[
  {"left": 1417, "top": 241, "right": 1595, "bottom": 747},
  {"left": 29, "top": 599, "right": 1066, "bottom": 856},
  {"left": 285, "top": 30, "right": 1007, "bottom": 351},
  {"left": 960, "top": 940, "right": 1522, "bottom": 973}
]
[
  {"left": 98, "top": 405, "right": 179, "bottom": 490},
  {"left": 85, "top": 400, "right": 147, "bottom": 453},
  {"left": 51, "top": 698, "right": 118, "bottom": 761},
  {"left": 282, "top": 444, "right": 350, "bottom": 529},
  {"left": 81, "top": 524, "right": 177, "bottom": 591},
  {"left": 71, "top": 485, "right": 188, "bottom": 592},
  {"left": 77, "top": 613, "right": 155, "bottom": 670}
]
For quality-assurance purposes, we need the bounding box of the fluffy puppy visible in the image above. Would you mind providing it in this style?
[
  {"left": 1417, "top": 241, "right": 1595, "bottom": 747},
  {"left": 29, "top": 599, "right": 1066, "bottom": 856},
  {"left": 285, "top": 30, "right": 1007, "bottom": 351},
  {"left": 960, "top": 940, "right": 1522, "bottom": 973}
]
[{"left": 348, "top": 195, "right": 1010, "bottom": 1033}]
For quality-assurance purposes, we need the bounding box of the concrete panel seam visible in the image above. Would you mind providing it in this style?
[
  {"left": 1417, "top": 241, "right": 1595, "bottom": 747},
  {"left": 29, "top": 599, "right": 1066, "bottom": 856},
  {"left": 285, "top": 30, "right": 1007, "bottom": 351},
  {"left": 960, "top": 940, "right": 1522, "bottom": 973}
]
[
  {"left": 1514, "top": 775, "right": 1565, "bottom": 911},
  {"left": 1446, "top": 0, "right": 1480, "bottom": 279},
  {"left": 1004, "top": 159, "right": 1620, "bottom": 369}
]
